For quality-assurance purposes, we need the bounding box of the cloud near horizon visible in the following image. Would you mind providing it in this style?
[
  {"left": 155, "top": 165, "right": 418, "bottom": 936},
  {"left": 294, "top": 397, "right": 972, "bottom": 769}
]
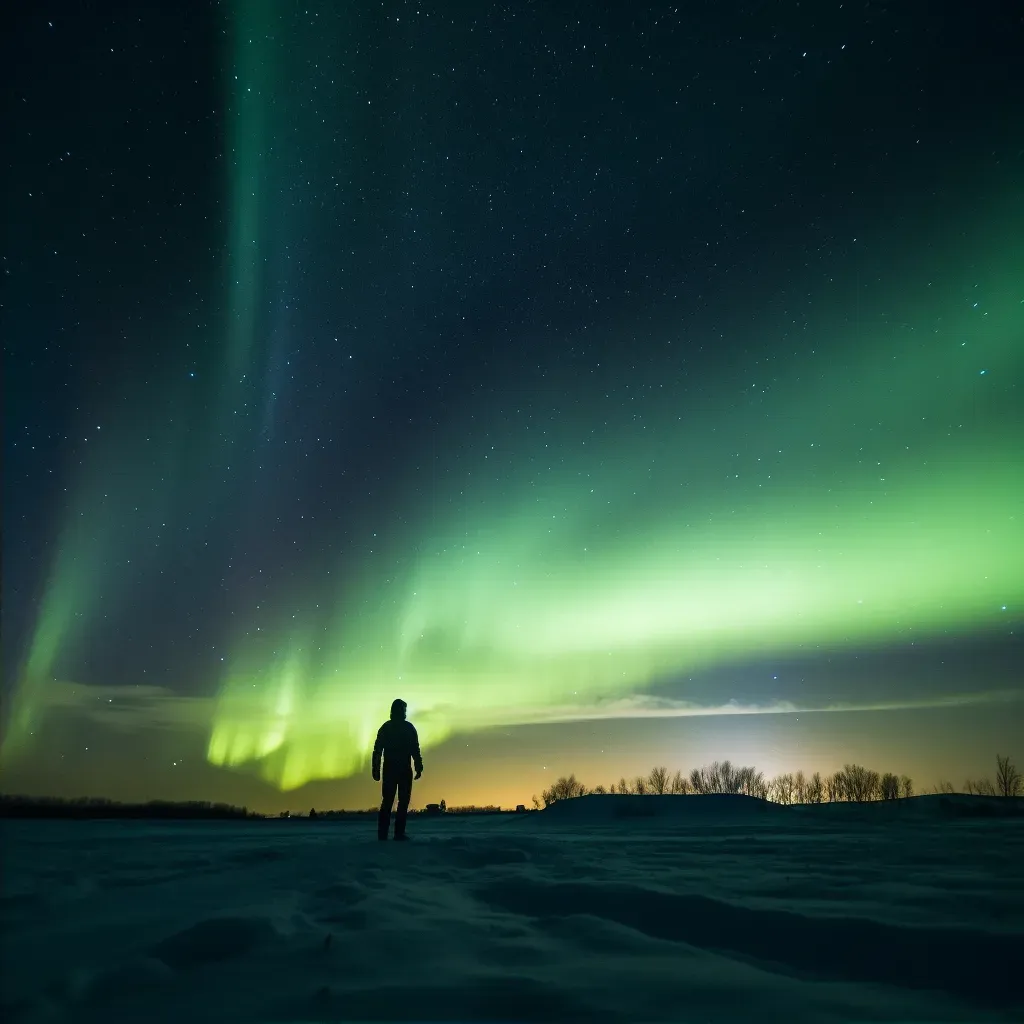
[{"left": 21, "top": 677, "right": 1022, "bottom": 732}]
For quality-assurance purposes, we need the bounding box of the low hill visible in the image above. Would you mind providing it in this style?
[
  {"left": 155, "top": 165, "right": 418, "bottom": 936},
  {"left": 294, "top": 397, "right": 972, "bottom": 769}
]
[
  {"left": 539, "top": 792, "right": 1024, "bottom": 824},
  {"left": 541, "top": 793, "right": 782, "bottom": 822}
]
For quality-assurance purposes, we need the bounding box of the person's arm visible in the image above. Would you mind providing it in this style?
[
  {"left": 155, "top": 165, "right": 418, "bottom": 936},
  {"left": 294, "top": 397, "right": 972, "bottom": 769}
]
[
  {"left": 410, "top": 724, "right": 423, "bottom": 776},
  {"left": 372, "top": 725, "right": 384, "bottom": 778}
]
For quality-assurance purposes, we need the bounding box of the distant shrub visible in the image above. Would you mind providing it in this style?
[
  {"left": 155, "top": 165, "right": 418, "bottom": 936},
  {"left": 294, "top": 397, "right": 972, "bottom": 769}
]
[
  {"left": 689, "top": 760, "right": 755, "bottom": 795},
  {"left": 879, "top": 773, "right": 900, "bottom": 801},
  {"left": 965, "top": 778, "right": 996, "bottom": 796},
  {"left": 539, "top": 773, "right": 586, "bottom": 807},
  {"left": 834, "top": 764, "right": 880, "bottom": 802}
]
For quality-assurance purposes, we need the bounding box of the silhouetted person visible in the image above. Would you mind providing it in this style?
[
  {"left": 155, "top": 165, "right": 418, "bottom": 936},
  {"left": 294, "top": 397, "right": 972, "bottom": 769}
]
[{"left": 372, "top": 699, "right": 423, "bottom": 840}]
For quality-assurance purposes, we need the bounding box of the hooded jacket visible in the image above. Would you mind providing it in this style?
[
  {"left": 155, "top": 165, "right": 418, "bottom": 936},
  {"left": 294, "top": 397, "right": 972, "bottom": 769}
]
[{"left": 372, "top": 704, "right": 423, "bottom": 777}]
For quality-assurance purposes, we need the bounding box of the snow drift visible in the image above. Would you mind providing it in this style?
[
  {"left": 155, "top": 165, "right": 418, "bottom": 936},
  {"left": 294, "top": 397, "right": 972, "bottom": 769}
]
[{"left": 2, "top": 797, "right": 1022, "bottom": 1022}]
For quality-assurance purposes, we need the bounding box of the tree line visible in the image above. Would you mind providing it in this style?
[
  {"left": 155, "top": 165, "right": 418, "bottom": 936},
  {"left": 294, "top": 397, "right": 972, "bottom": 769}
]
[
  {"left": 0, "top": 795, "right": 511, "bottom": 820},
  {"left": 0, "top": 794, "right": 261, "bottom": 819},
  {"left": 533, "top": 754, "right": 1022, "bottom": 808}
]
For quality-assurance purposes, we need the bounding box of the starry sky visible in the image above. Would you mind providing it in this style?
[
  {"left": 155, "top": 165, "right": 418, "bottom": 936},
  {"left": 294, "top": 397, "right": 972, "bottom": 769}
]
[{"left": 3, "top": 1, "right": 1022, "bottom": 813}]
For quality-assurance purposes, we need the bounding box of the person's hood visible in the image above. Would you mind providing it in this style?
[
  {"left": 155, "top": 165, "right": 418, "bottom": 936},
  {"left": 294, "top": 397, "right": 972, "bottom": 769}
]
[{"left": 390, "top": 699, "right": 407, "bottom": 720}]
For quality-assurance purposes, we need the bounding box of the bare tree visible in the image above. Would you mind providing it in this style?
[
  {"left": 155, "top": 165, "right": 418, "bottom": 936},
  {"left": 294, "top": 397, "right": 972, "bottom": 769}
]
[
  {"left": 899, "top": 775, "right": 913, "bottom": 799},
  {"left": 806, "top": 772, "right": 824, "bottom": 804},
  {"left": 618, "top": 777, "right": 630, "bottom": 797},
  {"left": 737, "top": 766, "right": 768, "bottom": 799},
  {"left": 632, "top": 775, "right": 649, "bottom": 795},
  {"left": 995, "top": 755, "right": 1022, "bottom": 798},
  {"left": 648, "top": 766, "right": 670, "bottom": 795},
  {"left": 833, "top": 768, "right": 847, "bottom": 801},
  {"left": 794, "top": 770, "right": 807, "bottom": 804},
  {"left": 669, "top": 770, "right": 691, "bottom": 795},
  {"left": 879, "top": 773, "right": 900, "bottom": 801},
  {"left": 719, "top": 761, "right": 741, "bottom": 793},
  {"left": 531, "top": 794, "right": 541, "bottom": 810},
  {"left": 540, "top": 773, "right": 587, "bottom": 806},
  {"left": 965, "top": 777, "right": 996, "bottom": 796},
  {"left": 688, "top": 760, "right": 759, "bottom": 795},
  {"left": 590, "top": 784, "right": 607, "bottom": 795},
  {"left": 770, "top": 773, "right": 795, "bottom": 805},
  {"left": 934, "top": 780, "right": 956, "bottom": 795},
  {"left": 838, "top": 764, "right": 880, "bottom": 802},
  {"left": 824, "top": 773, "right": 842, "bottom": 802}
]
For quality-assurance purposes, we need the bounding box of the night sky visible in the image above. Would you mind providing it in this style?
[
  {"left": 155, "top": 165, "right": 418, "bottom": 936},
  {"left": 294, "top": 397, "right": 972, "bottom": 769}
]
[{"left": 3, "top": 2, "right": 1022, "bottom": 813}]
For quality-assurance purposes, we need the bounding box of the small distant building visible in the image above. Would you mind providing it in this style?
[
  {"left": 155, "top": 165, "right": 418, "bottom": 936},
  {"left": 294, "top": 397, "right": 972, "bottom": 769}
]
[
  {"left": 423, "top": 803, "right": 444, "bottom": 815},
  {"left": 515, "top": 804, "right": 527, "bottom": 813}
]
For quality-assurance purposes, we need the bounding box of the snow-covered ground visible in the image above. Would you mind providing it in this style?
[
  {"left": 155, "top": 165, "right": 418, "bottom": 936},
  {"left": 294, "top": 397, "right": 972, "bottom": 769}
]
[{"left": 2, "top": 795, "right": 1022, "bottom": 1023}]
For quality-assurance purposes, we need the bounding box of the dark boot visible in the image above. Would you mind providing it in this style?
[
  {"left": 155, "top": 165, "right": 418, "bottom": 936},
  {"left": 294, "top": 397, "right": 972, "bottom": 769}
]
[{"left": 393, "top": 833, "right": 410, "bottom": 841}]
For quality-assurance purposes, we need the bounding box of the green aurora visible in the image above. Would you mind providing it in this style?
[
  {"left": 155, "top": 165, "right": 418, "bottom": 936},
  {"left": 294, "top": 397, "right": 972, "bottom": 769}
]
[
  {"left": 9, "top": 243, "right": 1019, "bottom": 790},
  {"left": 4, "top": 3, "right": 1022, "bottom": 793},
  {"left": 204, "top": 277, "right": 1023, "bottom": 789}
]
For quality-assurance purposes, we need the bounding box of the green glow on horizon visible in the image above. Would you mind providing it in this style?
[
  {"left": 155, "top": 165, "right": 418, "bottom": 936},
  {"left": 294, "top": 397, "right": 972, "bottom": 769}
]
[
  {"left": 7, "top": 222, "right": 1022, "bottom": 784},
  {"left": 204, "top": 440, "right": 1021, "bottom": 789},
  {"left": 204, "top": 268, "right": 1023, "bottom": 789}
]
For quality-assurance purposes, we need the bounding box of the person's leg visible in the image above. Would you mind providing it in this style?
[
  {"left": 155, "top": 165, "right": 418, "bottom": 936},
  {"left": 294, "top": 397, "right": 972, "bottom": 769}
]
[
  {"left": 393, "top": 770, "right": 413, "bottom": 837},
  {"left": 378, "top": 776, "right": 398, "bottom": 839}
]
